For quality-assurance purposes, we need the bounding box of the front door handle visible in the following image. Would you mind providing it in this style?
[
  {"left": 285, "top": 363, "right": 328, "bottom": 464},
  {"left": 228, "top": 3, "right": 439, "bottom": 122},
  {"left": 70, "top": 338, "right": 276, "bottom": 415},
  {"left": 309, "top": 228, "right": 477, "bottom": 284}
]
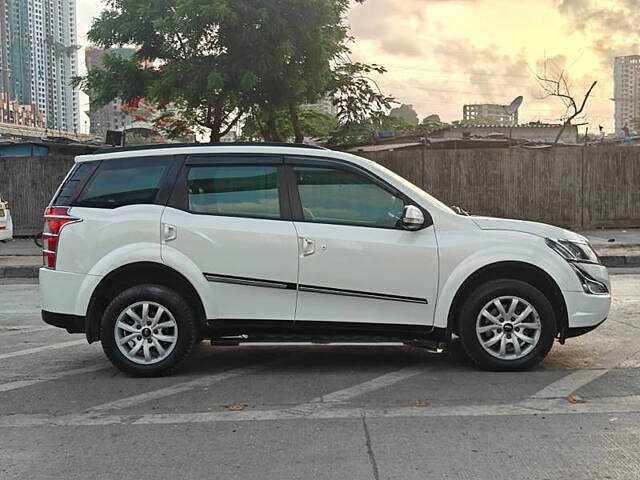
[{"left": 301, "top": 237, "right": 315, "bottom": 257}]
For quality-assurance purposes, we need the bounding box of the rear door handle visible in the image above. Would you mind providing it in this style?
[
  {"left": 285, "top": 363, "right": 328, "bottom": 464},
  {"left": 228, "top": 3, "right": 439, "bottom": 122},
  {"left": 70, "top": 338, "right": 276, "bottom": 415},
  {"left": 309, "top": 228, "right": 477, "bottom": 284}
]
[
  {"left": 301, "top": 237, "right": 315, "bottom": 257},
  {"left": 163, "top": 223, "right": 177, "bottom": 242}
]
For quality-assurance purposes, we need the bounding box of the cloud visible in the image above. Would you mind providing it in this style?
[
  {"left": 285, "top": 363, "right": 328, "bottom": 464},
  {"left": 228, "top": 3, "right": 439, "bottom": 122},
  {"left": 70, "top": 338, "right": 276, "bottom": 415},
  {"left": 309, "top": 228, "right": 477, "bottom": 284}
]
[{"left": 558, "top": 0, "right": 640, "bottom": 65}]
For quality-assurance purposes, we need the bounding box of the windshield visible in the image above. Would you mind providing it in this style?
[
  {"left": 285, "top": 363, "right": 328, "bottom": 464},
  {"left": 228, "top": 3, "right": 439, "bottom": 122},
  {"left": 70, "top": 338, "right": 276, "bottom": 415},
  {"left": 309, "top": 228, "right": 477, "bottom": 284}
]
[{"left": 369, "top": 161, "right": 457, "bottom": 214}]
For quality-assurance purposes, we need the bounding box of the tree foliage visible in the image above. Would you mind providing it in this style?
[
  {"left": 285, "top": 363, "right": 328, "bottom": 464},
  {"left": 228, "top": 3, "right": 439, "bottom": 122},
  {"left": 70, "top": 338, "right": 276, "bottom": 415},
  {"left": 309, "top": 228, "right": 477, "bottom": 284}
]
[
  {"left": 241, "top": 108, "right": 338, "bottom": 142},
  {"left": 389, "top": 104, "right": 418, "bottom": 125},
  {"left": 75, "top": 0, "right": 391, "bottom": 143}
]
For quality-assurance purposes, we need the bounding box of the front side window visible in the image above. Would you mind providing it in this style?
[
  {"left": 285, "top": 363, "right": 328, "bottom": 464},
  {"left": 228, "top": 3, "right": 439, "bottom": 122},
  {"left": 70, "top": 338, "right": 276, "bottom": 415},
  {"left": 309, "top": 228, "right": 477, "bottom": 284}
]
[
  {"left": 76, "top": 157, "right": 172, "bottom": 208},
  {"left": 187, "top": 165, "right": 280, "bottom": 219},
  {"left": 294, "top": 166, "right": 405, "bottom": 228}
]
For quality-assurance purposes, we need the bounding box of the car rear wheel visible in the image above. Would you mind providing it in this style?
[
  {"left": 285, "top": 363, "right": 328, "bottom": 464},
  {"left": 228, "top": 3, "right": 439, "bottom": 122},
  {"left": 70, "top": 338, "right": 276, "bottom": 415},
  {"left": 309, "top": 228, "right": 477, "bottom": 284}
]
[
  {"left": 459, "top": 279, "right": 556, "bottom": 371},
  {"left": 100, "top": 284, "right": 197, "bottom": 376}
]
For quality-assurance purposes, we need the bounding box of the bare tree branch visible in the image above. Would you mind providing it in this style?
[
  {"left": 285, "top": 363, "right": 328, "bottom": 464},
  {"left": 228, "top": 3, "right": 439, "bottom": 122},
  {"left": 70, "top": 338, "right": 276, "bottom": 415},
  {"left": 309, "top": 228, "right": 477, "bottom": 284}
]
[{"left": 535, "top": 65, "right": 597, "bottom": 146}]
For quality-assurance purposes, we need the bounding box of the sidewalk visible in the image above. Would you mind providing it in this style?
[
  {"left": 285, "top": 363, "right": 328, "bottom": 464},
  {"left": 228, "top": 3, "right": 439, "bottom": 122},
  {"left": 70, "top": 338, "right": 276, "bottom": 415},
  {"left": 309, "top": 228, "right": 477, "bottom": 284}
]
[{"left": 1, "top": 230, "right": 640, "bottom": 278}]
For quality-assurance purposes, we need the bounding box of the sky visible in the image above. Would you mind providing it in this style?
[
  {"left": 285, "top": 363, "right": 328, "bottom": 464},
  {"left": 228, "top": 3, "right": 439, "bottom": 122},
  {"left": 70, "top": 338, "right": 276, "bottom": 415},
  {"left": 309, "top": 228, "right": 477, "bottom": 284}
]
[{"left": 75, "top": 0, "right": 640, "bottom": 133}]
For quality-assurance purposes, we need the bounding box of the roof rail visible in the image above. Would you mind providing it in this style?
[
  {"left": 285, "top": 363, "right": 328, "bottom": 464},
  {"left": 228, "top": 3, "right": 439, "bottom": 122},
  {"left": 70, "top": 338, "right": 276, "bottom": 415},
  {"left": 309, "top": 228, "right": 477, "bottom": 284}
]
[{"left": 93, "top": 142, "right": 327, "bottom": 155}]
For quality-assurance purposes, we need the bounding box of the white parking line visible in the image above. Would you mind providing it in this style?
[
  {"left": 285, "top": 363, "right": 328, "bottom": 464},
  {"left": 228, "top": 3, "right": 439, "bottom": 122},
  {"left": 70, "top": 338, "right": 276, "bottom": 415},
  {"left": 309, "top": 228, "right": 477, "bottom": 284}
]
[
  {"left": 0, "top": 326, "right": 52, "bottom": 338},
  {"left": 288, "top": 365, "right": 425, "bottom": 415},
  {"left": 0, "top": 339, "right": 86, "bottom": 361},
  {"left": 85, "top": 364, "right": 267, "bottom": 413},
  {"left": 0, "top": 364, "right": 109, "bottom": 393},
  {"left": 3, "top": 394, "right": 640, "bottom": 428},
  {"left": 529, "top": 369, "right": 610, "bottom": 399}
]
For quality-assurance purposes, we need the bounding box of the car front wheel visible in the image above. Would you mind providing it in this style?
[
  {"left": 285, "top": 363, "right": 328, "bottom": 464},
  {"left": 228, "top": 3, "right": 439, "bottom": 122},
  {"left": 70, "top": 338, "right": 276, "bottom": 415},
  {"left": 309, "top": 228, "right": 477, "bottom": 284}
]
[
  {"left": 459, "top": 279, "right": 556, "bottom": 371},
  {"left": 100, "top": 284, "right": 197, "bottom": 376}
]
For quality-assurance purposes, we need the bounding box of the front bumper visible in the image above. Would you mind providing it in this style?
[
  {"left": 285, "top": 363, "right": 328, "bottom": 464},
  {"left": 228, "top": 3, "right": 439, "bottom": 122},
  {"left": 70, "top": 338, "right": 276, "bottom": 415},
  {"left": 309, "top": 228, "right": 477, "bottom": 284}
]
[{"left": 564, "top": 290, "right": 611, "bottom": 329}]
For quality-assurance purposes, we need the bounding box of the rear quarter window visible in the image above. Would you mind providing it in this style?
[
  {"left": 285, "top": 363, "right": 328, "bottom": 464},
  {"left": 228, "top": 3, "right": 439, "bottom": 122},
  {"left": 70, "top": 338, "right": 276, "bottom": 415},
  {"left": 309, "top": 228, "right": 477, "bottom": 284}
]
[
  {"left": 51, "top": 162, "right": 98, "bottom": 206},
  {"left": 75, "top": 157, "right": 173, "bottom": 209}
]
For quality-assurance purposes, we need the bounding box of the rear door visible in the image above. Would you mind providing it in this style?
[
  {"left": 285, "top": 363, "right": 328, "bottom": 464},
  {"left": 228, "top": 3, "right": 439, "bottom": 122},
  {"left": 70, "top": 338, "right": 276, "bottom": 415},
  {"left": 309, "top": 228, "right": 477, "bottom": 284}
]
[
  {"left": 287, "top": 157, "right": 439, "bottom": 328},
  {"left": 161, "top": 155, "right": 299, "bottom": 322}
]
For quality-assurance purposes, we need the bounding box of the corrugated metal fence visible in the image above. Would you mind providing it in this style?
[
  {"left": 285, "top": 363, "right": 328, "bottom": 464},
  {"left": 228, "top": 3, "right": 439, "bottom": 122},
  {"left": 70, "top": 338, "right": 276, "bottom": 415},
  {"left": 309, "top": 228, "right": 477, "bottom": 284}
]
[
  {"left": 357, "top": 146, "right": 640, "bottom": 230},
  {"left": 0, "top": 155, "right": 75, "bottom": 235},
  {"left": 0, "top": 147, "right": 639, "bottom": 234}
]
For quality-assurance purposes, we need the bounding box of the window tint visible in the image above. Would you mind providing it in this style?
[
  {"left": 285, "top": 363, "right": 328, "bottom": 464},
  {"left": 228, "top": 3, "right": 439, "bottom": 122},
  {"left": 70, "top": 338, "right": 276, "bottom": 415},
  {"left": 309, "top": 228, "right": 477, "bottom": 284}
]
[
  {"left": 76, "top": 157, "right": 172, "bottom": 208},
  {"left": 187, "top": 165, "right": 280, "bottom": 219},
  {"left": 294, "top": 166, "right": 405, "bottom": 228},
  {"left": 53, "top": 162, "right": 98, "bottom": 206}
]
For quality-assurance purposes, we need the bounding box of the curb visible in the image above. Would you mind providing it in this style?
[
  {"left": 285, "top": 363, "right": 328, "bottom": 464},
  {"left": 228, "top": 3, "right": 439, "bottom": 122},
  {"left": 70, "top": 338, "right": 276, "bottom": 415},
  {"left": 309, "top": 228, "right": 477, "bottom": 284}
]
[
  {"left": 0, "top": 265, "right": 39, "bottom": 278},
  {"left": 599, "top": 255, "right": 640, "bottom": 268}
]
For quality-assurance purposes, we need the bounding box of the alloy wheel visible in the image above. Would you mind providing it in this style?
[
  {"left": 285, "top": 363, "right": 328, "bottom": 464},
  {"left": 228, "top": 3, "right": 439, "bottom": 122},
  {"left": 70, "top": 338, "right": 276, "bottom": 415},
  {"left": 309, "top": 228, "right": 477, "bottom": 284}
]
[{"left": 475, "top": 295, "right": 542, "bottom": 361}]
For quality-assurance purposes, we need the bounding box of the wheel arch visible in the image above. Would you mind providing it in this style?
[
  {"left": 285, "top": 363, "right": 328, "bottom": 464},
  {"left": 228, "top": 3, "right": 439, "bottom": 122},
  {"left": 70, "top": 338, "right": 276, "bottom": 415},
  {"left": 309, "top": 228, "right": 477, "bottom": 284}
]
[
  {"left": 446, "top": 261, "right": 568, "bottom": 342},
  {"left": 85, "top": 261, "right": 206, "bottom": 343}
]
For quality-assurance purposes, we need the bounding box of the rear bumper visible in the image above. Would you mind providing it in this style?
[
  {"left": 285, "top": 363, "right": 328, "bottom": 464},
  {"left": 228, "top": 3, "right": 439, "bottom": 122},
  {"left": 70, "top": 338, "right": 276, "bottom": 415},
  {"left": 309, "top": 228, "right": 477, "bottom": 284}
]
[
  {"left": 39, "top": 267, "right": 101, "bottom": 317},
  {"left": 42, "top": 310, "right": 85, "bottom": 334}
]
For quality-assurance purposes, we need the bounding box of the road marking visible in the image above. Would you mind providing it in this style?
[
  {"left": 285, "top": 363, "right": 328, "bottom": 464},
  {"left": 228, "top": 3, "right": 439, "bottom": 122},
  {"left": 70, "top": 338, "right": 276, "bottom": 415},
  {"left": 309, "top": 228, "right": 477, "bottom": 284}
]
[
  {"left": 84, "top": 364, "right": 267, "bottom": 413},
  {"left": 529, "top": 369, "right": 611, "bottom": 399},
  {"left": 0, "top": 364, "right": 109, "bottom": 393},
  {"left": 288, "top": 365, "right": 425, "bottom": 415},
  {"left": 0, "top": 340, "right": 86, "bottom": 361},
  {"left": 3, "top": 394, "right": 640, "bottom": 428},
  {"left": 0, "top": 326, "right": 52, "bottom": 338}
]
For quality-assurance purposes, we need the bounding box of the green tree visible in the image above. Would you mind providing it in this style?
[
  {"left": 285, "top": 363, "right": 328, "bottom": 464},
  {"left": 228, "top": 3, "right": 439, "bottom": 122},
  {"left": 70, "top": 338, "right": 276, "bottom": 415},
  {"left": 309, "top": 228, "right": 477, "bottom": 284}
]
[
  {"left": 241, "top": 108, "right": 338, "bottom": 142},
  {"left": 75, "top": 0, "right": 390, "bottom": 143},
  {"left": 420, "top": 114, "right": 445, "bottom": 130},
  {"left": 389, "top": 104, "right": 418, "bottom": 125}
]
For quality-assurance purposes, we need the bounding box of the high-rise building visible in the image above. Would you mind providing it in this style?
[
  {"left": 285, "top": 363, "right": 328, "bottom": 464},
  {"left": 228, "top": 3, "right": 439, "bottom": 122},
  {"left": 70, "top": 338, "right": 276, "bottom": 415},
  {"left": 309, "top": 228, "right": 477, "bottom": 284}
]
[
  {"left": 463, "top": 104, "right": 517, "bottom": 126},
  {"left": 0, "top": 0, "right": 79, "bottom": 132},
  {"left": 85, "top": 47, "right": 137, "bottom": 136},
  {"left": 613, "top": 55, "right": 640, "bottom": 135}
]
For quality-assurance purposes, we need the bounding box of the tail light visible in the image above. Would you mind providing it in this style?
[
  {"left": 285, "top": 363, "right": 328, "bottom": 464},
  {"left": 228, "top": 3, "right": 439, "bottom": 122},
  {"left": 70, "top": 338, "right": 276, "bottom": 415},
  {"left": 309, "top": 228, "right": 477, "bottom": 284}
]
[{"left": 43, "top": 206, "right": 81, "bottom": 269}]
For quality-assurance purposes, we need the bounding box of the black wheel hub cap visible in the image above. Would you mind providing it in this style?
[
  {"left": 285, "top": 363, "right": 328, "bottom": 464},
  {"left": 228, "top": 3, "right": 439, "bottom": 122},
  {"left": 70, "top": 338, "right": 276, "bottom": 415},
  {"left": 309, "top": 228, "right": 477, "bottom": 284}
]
[
  {"left": 503, "top": 323, "right": 514, "bottom": 333},
  {"left": 141, "top": 327, "right": 152, "bottom": 338}
]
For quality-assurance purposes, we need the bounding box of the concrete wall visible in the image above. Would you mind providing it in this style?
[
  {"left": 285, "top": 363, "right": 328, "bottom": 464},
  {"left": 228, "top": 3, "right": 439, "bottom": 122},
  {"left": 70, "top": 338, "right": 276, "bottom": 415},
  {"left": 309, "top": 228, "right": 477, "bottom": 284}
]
[
  {"left": 359, "top": 146, "right": 640, "bottom": 230},
  {"left": 0, "top": 155, "right": 75, "bottom": 235},
  {"left": 438, "top": 125, "right": 578, "bottom": 143}
]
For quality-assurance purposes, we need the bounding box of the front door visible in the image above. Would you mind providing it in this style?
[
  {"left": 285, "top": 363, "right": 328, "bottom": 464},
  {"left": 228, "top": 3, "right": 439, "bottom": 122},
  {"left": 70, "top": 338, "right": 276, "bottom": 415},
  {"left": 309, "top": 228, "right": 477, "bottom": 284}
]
[
  {"left": 161, "top": 155, "right": 299, "bottom": 321},
  {"left": 288, "top": 160, "right": 439, "bottom": 328}
]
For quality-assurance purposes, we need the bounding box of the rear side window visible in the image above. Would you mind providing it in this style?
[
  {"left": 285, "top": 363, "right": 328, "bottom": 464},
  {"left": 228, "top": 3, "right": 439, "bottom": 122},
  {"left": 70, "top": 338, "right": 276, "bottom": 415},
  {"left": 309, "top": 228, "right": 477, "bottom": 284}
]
[
  {"left": 76, "top": 157, "right": 173, "bottom": 208},
  {"left": 52, "top": 162, "right": 98, "bottom": 206},
  {"left": 187, "top": 165, "right": 280, "bottom": 219}
]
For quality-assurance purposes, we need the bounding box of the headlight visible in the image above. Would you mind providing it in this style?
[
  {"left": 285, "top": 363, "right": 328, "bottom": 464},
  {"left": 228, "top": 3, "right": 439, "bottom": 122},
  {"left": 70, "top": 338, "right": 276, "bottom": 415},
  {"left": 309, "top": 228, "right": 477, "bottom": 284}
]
[{"left": 545, "top": 238, "right": 600, "bottom": 264}]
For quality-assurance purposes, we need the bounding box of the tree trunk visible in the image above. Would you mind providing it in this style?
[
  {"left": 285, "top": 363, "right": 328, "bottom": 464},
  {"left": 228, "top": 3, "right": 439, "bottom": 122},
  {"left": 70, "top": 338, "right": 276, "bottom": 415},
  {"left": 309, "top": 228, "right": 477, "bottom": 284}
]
[
  {"left": 265, "top": 107, "right": 282, "bottom": 142},
  {"left": 289, "top": 103, "right": 304, "bottom": 143},
  {"left": 208, "top": 129, "right": 222, "bottom": 143}
]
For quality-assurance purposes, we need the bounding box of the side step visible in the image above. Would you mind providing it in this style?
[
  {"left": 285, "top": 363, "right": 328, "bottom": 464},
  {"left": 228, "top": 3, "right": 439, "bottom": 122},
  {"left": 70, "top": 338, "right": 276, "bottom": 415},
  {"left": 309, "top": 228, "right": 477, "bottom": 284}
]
[{"left": 210, "top": 335, "right": 446, "bottom": 352}]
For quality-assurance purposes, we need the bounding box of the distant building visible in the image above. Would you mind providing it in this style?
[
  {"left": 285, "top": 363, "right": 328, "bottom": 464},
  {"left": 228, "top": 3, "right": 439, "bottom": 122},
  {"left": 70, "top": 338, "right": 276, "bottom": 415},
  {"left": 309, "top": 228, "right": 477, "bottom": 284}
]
[
  {"left": 463, "top": 104, "right": 517, "bottom": 126},
  {"left": 430, "top": 122, "right": 578, "bottom": 144},
  {"left": 613, "top": 55, "right": 640, "bottom": 135},
  {"left": 0, "top": 0, "right": 79, "bottom": 132},
  {"left": 302, "top": 95, "right": 337, "bottom": 116},
  {"left": 0, "top": 92, "right": 45, "bottom": 128},
  {"left": 85, "top": 47, "right": 136, "bottom": 137}
]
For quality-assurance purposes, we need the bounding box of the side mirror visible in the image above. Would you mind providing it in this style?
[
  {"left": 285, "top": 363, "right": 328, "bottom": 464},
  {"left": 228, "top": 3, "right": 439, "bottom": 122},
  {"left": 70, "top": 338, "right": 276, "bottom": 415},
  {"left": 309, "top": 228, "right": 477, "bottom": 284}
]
[{"left": 402, "top": 205, "right": 424, "bottom": 230}]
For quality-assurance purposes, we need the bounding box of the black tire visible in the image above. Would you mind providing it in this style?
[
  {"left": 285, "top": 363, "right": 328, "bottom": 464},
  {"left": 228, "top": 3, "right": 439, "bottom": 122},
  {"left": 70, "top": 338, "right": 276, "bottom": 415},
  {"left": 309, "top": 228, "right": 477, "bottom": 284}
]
[
  {"left": 459, "top": 279, "right": 556, "bottom": 371},
  {"left": 100, "top": 284, "right": 198, "bottom": 376}
]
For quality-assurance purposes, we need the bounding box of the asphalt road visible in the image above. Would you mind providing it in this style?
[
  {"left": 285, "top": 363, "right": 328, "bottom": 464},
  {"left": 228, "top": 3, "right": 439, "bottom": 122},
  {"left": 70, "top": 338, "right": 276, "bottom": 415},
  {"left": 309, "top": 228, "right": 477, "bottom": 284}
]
[{"left": 1, "top": 274, "right": 640, "bottom": 480}]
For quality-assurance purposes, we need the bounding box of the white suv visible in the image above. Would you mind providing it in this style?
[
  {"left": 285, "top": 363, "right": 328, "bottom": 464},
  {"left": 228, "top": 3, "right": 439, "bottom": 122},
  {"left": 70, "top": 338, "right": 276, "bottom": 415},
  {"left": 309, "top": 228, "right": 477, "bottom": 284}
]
[{"left": 40, "top": 143, "right": 611, "bottom": 376}]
